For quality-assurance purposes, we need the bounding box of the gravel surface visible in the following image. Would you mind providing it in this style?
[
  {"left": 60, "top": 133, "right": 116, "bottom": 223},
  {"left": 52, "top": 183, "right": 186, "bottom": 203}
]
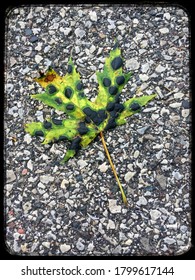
[{"left": 5, "top": 5, "right": 191, "bottom": 256}]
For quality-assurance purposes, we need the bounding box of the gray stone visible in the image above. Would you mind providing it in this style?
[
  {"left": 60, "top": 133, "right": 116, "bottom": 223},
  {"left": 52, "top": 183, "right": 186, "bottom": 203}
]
[
  {"left": 75, "top": 28, "right": 86, "bottom": 38},
  {"left": 164, "top": 237, "right": 176, "bottom": 245},
  {"left": 137, "top": 126, "right": 150, "bottom": 135},
  {"left": 156, "top": 174, "right": 167, "bottom": 189},
  {"left": 77, "top": 159, "right": 88, "bottom": 169},
  {"left": 40, "top": 175, "right": 55, "bottom": 184},
  {"left": 126, "top": 58, "right": 140, "bottom": 70}
]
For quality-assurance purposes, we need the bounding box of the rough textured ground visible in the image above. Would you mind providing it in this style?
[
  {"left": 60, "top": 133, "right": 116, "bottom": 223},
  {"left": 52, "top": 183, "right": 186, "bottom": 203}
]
[{"left": 5, "top": 5, "right": 191, "bottom": 256}]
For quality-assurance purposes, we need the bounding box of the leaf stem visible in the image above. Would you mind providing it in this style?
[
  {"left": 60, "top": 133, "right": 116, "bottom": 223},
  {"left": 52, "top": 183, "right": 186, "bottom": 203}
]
[{"left": 99, "top": 131, "right": 128, "bottom": 206}]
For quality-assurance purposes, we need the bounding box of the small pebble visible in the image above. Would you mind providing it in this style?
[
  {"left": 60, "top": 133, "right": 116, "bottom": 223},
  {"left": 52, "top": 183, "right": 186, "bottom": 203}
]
[
  {"left": 77, "top": 159, "right": 88, "bottom": 169},
  {"left": 98, "top": 162, "right": 109, "bottom": 173},
  {"left": 60, "top": 244, "right": 71, "bottom": 253},
  {"left": 109, "top": 200, "right": 121, "bottom": 214},
  {"left": 159, "top": 27, "right": 169, "bottom": 34},
  {"left": 89, "top": 11, "right": 97, "bottom": 21},
  {"left": 150, "top": 209, "right": 161, "bottom": 220},
  {"left": 7, "top": 170, "right": 16, "bottom": 183},
  {"left": 124, "top": 171, "right": 136, "bottom": 182}
]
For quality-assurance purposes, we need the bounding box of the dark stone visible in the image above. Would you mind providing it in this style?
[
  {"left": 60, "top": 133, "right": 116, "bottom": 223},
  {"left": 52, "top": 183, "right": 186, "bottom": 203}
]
[
  {"left": 64, "top": 88, "right": 73, "bottom": 99},
  {"left": 103, "top": 78, "right": 111, "bottom": 87},
  {"left": 109, "top": 86, "right": 118, "bottom": 95},
  {"left": 78, "top": 122, "right": 89, "bottom": 135},
  {"left": 48, "top": 85, "right": 57, "bottom": 94},
  {"left": 55, "top": 97, "right": 62, "bottom": 105},
  {"left": 25, "top": 28, "right": 33, "bottom": 36},
  {"left": 52, "top": 118, "right": 63, "bottom": 125},
  {"left": 111, "top": 56, "right": 123, "bottom": 70},
  {"left": 130, "top": 102, "right": 141, "bottom": 111},
  {"left": 76, "top": 82, "right": 83, "bottom": 91},
  {"left": 182, "top": 100, "right": 191, "bottom": 109},
  {"left": 116, "top": 75, "right": 125, "bottom": 85},
  {"left": 83, "top": 107, "right": 97, "bottom": 119},
  {"left": 35, "top": 130, "right": 44, "bottom": 137},
  {"left": 106, "top": 102, "right": 115, "bottom": 112},
  {"left": 29, "top": 35, "right": 38, "bottom": 43},
  {"left": 67, "top": 64, "right": 73, "bottom": 74},
  {"left": 43, "top": 121, "right": 52, "bottom": 129},
  {"left": 66, "top": 104, "right": 75, "bottom": 111},
  {"left": 70, "top": 136, "right": 81, "bottom": 152}
]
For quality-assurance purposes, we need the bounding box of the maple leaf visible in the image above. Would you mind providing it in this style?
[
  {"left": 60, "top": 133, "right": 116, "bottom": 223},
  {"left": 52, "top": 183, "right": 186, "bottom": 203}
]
[{"left": 25, "top": 43, "right": 156, "bottom": 205}]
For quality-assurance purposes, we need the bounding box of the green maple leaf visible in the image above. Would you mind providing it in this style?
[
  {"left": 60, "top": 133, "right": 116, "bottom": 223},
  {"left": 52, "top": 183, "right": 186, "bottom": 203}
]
[{"left": 25, "top": 43, "right": 156, "bottom": 205}]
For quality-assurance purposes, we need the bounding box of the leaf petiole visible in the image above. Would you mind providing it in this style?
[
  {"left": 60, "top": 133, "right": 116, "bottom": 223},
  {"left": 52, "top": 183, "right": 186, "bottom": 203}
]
[{"left": 99, "top": 131, "right": 128, "bottom": 206}]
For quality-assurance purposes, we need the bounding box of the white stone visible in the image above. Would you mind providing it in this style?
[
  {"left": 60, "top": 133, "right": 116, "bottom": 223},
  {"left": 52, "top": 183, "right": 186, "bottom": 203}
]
[
  {"left": 132, "top": 18, "right": 139, "bottom": 25},
  {"left": 133, "top": 150, "right": 140, "bottom": 158},
  {"left": 42, "top": 242, "right": 50, "bottom": 249},
  {"left": 182, "top": 109, "right": 190, "bottom": 118},
  {"left": 7, "top": 170, "right": 16, "bottom": 183},
  {"left": 88, "top": 242, "right": 94, "bottom": 252},
  {"left": 174, "top": 92, "right": 184, "bottom": 99},
  {"left": 172, "top": 171, "right": 183, "bottom": 180},
  {"left": 89, "top": 11, "right": 97, "bottom": 21},
  {"left": 139, "top": 74, "right": 149, "bottom": 81},
  {"left": 76, "top": 239, "right": 85, "bottom": 251},
  {"left": 150, "top": 209, "right": 161, "bottom": 220},
  {"left": 124, "top": 239, "right": 133, "bottom": 245},
  {"left": 60, "top": 179, "right": 69, "bottom": 189},
  {"left": 124, "top": 171, "right": 136, "bottom": 182},
  {"left": 160, "top": 107, "right": 169, "bottom": 116},
  {"left": 164, "top": 237, "right": 175, "bottom": 244},
  {"left": 40, "top": 175, "right": 54, "bottom": 184},
  {"left": 109, "top": 200, "right": 121, "bottom": 214},
  {"left": 140, "top": 40, "right": 148, "bottom": 48},
  {"left": 141, "top": 63, "right": 150, "bottom": 73},
  {"left": 126, "top": 58, "right": 140, "bottom": 70},
  {"left": 77, "top": 159, "right": 88, "bottom": 169},
  {"left": 60, "top": 244, "right": 71, "bottom": 253},
  {"left": 89, "top": 45, "right": 96, "bottom": 54},
  {"left": 159, "top": 27, "right": 169, "bottom": 34},
  {"left": 164, "top": 12, "right": 171, "bottom": 20},
  {"left": 155, "top": 64, "right": 166, "bottom": 73},
  {"left": 60, "top": 27, "right": 72, "bottom": 36},
  {"left": 169, "top": 102, "right": 181, "bottom": 108},
  {"left": 35, "top": 55, "right": 43, "bottom": 64},
  {"left": 107, "top": 219, "right": 115, "bottom": 229},
  {"left": 27, "top": 159, "right": 33, "bottom": 171},
  {"left": 156, "top": 150, "right": 163, "bottom": 160},
  {"left": 137, "top": 196, "right": 147, "bottom": 206},
  {"left": 23, "top": 201, "right": 32, "bottom": 213},
  {"left": 98, "top": 162, "right": 109, "bottom": 173}
]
